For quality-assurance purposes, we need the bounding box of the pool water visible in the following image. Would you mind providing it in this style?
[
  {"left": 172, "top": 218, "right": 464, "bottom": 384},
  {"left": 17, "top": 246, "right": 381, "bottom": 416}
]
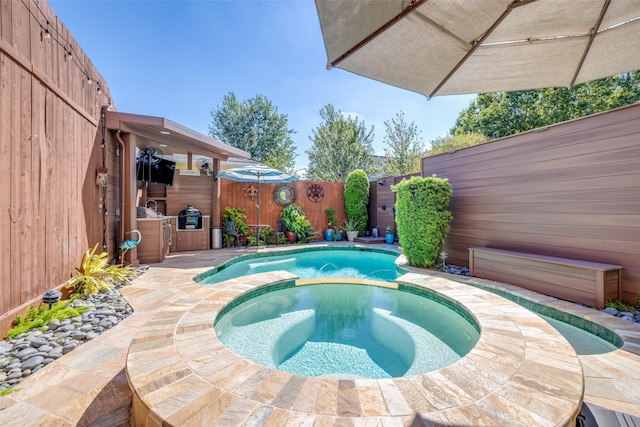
[
  {"left": 214, "top": 283, "right": 479, "bottom": 379},
  {"left": 199, "top": 248, "right": 400, "bottom": 284},
  {"left": 539, "top": 314, "right": 618, "bottom": 355}
]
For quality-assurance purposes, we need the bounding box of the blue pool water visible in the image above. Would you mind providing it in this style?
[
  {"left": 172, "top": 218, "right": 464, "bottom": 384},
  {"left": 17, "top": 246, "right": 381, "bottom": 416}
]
[
  {"left": 214, "top": 283, "right": 480, "bottom": 379},
  {"left": 198, "top": 248, "right": 400, "bottom": 285},
  {"left": 539, "top": 314, "right": 618, "bottom": 355}
]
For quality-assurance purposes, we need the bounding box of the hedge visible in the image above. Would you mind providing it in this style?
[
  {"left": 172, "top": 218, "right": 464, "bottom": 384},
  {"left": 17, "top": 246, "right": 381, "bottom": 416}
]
[
  {"left": 393, "top": 175, "right": 453, "bottom": 268},
  {"left": 344, "top": 169, "right": 370, "bottom": 235}
]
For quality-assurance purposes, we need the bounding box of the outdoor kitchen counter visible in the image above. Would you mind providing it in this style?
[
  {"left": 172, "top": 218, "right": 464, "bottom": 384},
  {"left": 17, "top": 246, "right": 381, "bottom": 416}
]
[
  {"left": 168, "top": 216, "right": 211, "bottom": 252},
  {"left": 136, "top": 217, "right": 171, "bottom": 264}
]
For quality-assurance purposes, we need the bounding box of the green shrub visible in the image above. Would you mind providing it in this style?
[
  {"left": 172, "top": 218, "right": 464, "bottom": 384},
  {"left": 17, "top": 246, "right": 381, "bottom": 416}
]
[
  {"left": 5, "top": 298, "right": 89, "bottom": 339},
  {"left": 344, "top": 169, "right": 369, "bottom": 235},
  {"left": 281, "top": 204, "right": 304, "bottom": 233},
  {"left": 66, "top": 244, "right": 139, "bottom": 296},
  {"left": 605, "top": 299, "right": 637, "bottom": 313},
  {"left": 223, "top": 207, "right": 247, "bottom": 246},
  {"left": 246, "top": 233, "right": 265, "bottom": 247},
  {"left": 258, "top": 225, "right": 275, "bottom": 245},
  {"left": 280, "top": 204, "right": 315, "bottom": 243},
  {"left": 324, "top": 207, "right": 338, "bottom": 230},
  {"left": 392, "top": 175, "right": 453, "bottom": 268}
]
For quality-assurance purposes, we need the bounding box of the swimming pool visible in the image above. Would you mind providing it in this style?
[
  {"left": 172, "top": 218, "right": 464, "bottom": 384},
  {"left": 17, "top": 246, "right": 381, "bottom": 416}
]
[
  {"left": 197, "top": 246, "right": 401, "bottom": 285},
  {"left": 214, "top": 282, "right": 479, "bottom": 379}
]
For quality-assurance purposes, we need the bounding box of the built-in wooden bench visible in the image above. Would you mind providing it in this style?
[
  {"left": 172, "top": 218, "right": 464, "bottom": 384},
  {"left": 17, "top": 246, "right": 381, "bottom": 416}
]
[{"left": 468, "top": 247, "right": 622, "bottom": 309}]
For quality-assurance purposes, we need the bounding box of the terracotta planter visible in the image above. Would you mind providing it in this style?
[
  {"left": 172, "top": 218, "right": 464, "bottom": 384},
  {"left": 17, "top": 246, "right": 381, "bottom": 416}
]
[{"left": 284, "top": 231, "right": 298, "bottom": 243}]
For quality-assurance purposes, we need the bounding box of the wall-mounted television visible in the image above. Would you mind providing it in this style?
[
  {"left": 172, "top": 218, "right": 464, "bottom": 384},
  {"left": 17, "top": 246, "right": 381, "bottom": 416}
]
[{"left": 136, "top": 158, "right": 176, "bottom": 186}]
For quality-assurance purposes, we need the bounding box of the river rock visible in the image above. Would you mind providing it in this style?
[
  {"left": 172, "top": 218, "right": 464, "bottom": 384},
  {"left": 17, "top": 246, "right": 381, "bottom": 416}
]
[
  {"left": 30, "top": 338, "right": 50, "bottom": 348},
  {"left": 46, "top": 319, "right": 61, "bottom": 330},
  {"left": 16, "top": 347, "right": 38, "bottom": 360}
]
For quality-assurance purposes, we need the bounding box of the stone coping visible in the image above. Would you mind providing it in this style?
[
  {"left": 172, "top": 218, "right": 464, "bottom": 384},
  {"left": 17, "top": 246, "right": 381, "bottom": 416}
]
[{"left": 126, "top": 270, "right": 583, "bottom": 426}]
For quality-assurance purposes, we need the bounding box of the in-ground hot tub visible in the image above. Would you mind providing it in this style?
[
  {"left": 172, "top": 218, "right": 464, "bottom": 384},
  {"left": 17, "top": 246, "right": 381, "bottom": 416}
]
[
  {"left": 214, "top": 282, "right": 479, "bottom": 379},
  {"left": 126, "top": 270, "right": 584, "bottom": 426}
]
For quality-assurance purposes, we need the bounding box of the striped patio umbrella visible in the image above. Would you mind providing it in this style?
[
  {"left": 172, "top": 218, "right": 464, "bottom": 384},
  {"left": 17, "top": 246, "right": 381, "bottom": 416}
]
[{"left": 216, "top": 164, "right": 296, "bottom": 246}]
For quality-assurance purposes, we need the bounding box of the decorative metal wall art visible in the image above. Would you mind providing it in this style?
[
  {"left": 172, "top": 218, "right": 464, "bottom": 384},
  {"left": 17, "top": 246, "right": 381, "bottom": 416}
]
[
  {"left": 243, "top": 183, "right": 258, "bottom": 199},
  {"left": 273, "top": 184, "right": 296, "bottom": 206},
  {"left": 307, "top": 183, "right": 324, "bottom": 203}
]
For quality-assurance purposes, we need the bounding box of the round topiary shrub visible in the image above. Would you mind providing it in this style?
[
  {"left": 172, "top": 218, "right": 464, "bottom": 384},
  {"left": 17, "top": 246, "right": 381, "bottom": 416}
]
[
  {"left": 392, "top": 175, "right": 453, "bottom": 268},
  {"left": 344, "top": 169, "right": 369, "bottom": 235}
]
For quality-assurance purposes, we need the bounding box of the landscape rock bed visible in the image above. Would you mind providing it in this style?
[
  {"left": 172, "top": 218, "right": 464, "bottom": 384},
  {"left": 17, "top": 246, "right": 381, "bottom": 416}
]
[{"left": 0, "top": 287, "right": 133, "bottom": 392}]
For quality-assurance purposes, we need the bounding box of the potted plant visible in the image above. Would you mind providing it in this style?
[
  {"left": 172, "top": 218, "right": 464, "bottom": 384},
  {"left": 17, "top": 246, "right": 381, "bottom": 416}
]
[
  {"left": 324, "top": 208, "right": 338, "bottom": 241},
  {"left": 280, "top": 204, "right": 301, "bottom": 243},
  {"left": 280, "top": 204, "right": 316, "bottom": 243},
  {"left": 385, "top": 225, "right": 395, "bottom": 244},
  {"left": 342, "top": 218, "right": 360, "bottom": 242}
]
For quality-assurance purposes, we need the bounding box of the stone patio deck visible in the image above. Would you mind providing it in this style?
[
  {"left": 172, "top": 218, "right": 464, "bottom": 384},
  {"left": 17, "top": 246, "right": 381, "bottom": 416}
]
[{"left": 1, "top": 242, "right": 640, "bottom": 426}]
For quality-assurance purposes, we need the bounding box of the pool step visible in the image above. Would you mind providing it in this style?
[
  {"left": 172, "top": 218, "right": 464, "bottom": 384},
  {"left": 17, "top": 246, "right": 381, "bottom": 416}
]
[{"left": 353, "top": 236, "right": 386, "bottom": 244}]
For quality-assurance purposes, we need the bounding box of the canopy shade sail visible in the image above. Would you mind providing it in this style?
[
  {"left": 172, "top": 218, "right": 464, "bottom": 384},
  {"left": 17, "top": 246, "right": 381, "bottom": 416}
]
[{"left": 315, "top": 0, "right": 640, "bottom": 98}]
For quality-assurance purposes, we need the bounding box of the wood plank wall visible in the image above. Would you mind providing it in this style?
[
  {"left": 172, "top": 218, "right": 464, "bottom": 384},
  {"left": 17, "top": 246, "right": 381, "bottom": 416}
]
[
  {"left": 166, "top": 174, "right": 214, "bottom": 217},
  {"left": 1, "top": 0, "right": 113, "bottom": 333},
  {"left": 219, "top": 180, "right": 345, "bottom": 238},
  {"left": 368, "top": 174, "right": 418, "bottom": 235},
  {"left": 421, "top": 103, "right": 640, "bottom": 305}
]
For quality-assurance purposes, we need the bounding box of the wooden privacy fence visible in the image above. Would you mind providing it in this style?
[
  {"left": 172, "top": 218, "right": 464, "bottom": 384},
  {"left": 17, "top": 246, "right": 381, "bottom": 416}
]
[
  {"left": 422, "top": 103, "right": 640, "bottom": 305},
  {"left": 1, "top": 0, "right": 113, "bottom": 334},
  {"left": 219, "top": 180, "right": 346, "bottom": 238}
]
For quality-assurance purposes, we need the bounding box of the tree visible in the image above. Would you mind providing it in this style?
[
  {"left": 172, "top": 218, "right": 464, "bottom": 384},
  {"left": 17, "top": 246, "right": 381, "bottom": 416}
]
[
  {"left": 381, "top": 111, "right": 425, "bottom": 176},
  {"left": 209, "top": 92, "right": 297, "bottom": 171},
  {"left": 426, "top": 132, "right": 488, "bottom": 156},
  {"left": 451, "top": 72, "right": 640, "bottom": 139},
  {"left": 306, "top": 104, "right": 375, "bottom": 181}
]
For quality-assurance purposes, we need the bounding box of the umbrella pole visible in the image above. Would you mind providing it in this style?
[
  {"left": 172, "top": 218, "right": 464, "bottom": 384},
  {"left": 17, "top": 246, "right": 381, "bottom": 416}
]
[{"left": 256, "top": 178, "right": 260, "bottom": 250}]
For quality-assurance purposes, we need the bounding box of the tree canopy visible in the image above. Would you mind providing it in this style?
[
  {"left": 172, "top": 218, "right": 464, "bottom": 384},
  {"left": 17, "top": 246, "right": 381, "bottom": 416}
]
[
  {"left": 451, "top": 72, "right": 640, "bottom": 139},
  {"left": 381, "top": 111, "right": 425, "bottom": 176},
  {"left": 306, "top": 104, "right": 376, "bottom": 181},
  {"left": 426, "top": 132, "right": 488, "bottom": 157},
  {"left": 208, "top": 92, "right": 297, "bottom": 171}
]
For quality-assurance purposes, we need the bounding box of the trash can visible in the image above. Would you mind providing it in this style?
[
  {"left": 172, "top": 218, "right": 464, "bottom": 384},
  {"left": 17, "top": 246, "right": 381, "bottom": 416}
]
[{"left": 211, "top": 227, "right": 223, "bottom": 249}]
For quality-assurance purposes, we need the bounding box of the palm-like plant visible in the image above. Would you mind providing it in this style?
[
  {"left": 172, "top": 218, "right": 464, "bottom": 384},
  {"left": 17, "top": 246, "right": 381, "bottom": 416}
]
[
  {"left": 67, "top": 244, "right": 139, "bottom": 296},
  {"left": 342, "top": 218, "right": 360, "bottom": 232}
]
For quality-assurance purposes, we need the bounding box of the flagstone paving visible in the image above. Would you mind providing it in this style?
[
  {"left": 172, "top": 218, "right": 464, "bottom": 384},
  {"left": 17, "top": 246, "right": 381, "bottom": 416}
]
[{"left": 1, "top": 242, "right": 640, "bottom": 426}]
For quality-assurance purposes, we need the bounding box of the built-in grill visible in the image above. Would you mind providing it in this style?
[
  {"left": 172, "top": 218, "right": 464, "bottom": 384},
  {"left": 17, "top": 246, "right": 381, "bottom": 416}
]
[{"left": 178, "top": 204, "right": 202, "bottom": 230}]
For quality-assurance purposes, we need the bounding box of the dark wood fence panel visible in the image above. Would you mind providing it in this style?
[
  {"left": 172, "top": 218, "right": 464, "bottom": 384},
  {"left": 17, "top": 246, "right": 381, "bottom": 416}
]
[
  {"left": 1, "top": 0, "right": 112, "bottom": 334},
  {"left": 166, "top": 174, "right": 215, "bottom": 217},
  {"left": 219, "top": 180, "right": 345, "bottom": 238},
  {"left": 422, "top": 103, "right": 640, "bottom": 305},
  {"left": 371, "top": 178, "right": 395, "bottom": 234}
]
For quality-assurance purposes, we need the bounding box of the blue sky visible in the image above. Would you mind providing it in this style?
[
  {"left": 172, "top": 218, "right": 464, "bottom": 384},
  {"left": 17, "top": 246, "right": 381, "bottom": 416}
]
[{"left": 49, "top": 0, "right": 476, "bottom": 170}]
